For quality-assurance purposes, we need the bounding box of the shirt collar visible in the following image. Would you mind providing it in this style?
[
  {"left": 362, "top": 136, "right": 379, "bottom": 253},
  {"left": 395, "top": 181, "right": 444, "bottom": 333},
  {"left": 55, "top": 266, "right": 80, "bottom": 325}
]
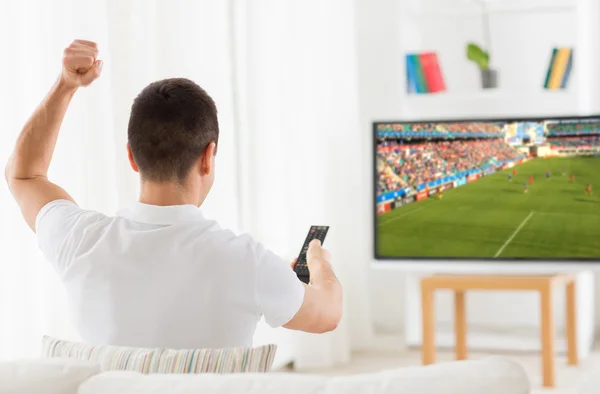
[{"left": 117, "top": 202, "right": 205, "bottom": 225}]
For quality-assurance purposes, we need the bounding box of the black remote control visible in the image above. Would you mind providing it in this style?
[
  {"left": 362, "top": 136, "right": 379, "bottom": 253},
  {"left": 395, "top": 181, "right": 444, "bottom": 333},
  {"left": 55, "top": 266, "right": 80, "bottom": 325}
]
[{"left": 293, "top": 226, "right": 329, "bottom": 284}]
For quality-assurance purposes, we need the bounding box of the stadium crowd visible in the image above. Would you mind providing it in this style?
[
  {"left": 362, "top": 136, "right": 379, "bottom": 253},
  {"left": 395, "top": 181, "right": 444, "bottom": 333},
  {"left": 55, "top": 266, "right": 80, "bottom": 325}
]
[
  {"left": 378, "top": 139, "right": 523, "bottom": 195},
  {"left": 377, "top": 122, "right": 504, "bottom": 135},
  {"left": 547, "top": 121, "right": 600, "bottom": 133},
  {"left": 548, "top": 135, "right": 600, "bottom": 147}
]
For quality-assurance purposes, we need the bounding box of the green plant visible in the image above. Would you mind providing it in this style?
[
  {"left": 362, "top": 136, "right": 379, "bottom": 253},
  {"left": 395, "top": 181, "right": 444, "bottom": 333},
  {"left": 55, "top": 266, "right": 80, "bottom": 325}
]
[{"left": 466, "top": 42, "right": 490, "bottom": 70}]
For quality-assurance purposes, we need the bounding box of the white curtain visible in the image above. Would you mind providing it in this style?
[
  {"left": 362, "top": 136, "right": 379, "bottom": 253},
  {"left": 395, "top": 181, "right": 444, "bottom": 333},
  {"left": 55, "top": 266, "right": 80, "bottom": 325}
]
[
  {"left": 0, "top": 0, "right": 239, "bottom": 360},
  {"left": 234, "top": 0, "right": 373, "bottom": 368}
]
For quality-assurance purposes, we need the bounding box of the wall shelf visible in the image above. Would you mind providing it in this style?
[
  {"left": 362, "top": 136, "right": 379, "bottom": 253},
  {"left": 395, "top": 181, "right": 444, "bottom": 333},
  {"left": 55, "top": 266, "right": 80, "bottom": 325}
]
[
  {"left": 399, "top": 90, "right": 581, "bottom": 120},
  {"left": 404, "top": 89, "right": 575, "bottom": 102},
  {"left": 401, "top": 0, "right": 576, "bottom": 16}
]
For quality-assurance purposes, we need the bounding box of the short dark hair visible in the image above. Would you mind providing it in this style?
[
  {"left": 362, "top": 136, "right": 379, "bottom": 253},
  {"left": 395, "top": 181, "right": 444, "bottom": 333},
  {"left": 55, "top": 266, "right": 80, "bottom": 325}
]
[{"left": 127, "top": 78, "right": 219, "bottom": 182}]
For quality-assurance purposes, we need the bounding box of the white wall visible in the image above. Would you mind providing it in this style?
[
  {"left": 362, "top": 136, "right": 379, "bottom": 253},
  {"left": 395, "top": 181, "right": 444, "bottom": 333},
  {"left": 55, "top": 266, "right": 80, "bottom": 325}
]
[
  {"left": 355, "top": 0, "right": 407, "bottom": 332},
  {"left": 356, "top": 0, "right": 600, "bottom": 339}
]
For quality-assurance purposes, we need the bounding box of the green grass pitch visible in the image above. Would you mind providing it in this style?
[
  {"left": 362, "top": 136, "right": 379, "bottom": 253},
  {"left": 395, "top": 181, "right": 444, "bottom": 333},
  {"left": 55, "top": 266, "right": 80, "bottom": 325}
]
[{"left": 377, "top": 157, "right": 600, "bottom": 259}]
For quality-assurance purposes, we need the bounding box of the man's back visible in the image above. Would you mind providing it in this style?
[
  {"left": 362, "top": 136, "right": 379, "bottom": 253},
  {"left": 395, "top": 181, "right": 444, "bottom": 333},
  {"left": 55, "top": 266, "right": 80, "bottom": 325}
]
[
  {"left": 37, "top": 200, "right": 305, "bottom": 349},
  {"left": 6, "top": 42, "right": 341, "bottom": 349}
]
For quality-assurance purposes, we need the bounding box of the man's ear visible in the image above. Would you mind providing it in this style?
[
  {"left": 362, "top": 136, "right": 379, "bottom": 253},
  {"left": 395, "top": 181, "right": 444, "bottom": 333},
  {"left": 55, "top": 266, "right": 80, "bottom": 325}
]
[
  {"left": 127, "top": 143, "right": 139, "bottom": 173},
  {"left": 200, "top": 142, "right": 216, "bottom": 176}
]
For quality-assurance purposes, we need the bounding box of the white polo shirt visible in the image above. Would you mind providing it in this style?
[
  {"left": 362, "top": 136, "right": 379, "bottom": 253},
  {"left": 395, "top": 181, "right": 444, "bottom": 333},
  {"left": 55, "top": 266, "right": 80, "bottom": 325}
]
[{"left": 35, "top": 200, "right": 305, "bottom": 349}]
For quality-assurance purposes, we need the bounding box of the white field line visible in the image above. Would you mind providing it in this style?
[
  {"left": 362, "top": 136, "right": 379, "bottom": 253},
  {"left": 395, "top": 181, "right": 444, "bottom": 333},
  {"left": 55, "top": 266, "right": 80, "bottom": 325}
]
[{"left": 494, "top": 211, "right": 535, "bottom": 258}]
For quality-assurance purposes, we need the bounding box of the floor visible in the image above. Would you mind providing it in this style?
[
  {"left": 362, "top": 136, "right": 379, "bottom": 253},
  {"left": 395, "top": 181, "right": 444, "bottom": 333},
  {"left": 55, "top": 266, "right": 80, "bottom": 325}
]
[{"left": 285, "top": 335, "right": 600, "bottom": 394}]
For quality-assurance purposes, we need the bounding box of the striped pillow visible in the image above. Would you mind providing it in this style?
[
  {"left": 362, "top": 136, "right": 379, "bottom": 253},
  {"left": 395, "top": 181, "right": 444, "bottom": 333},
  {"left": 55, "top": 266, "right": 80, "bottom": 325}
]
[{"left": 41, "top": 336, "right": 277, "bottom": 373}]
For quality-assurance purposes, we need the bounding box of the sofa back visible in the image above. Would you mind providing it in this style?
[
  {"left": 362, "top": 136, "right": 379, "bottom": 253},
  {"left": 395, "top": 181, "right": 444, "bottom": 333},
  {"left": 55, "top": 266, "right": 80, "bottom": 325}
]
[{"left": 0, "top": 357, "right": 530, "bottom": 394}]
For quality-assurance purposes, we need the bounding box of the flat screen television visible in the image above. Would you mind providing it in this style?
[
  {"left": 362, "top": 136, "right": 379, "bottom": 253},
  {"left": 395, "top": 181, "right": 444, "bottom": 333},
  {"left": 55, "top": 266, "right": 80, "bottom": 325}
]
[{"left": 373, "top": 116, "right": 600, "bottom": 261}]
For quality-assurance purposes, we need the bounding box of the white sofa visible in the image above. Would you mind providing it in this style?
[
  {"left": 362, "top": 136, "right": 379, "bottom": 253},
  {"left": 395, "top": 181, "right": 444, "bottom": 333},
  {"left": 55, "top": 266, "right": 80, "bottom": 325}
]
[{"left": 0, "top": 357, "right": 530, "bottom": 394}]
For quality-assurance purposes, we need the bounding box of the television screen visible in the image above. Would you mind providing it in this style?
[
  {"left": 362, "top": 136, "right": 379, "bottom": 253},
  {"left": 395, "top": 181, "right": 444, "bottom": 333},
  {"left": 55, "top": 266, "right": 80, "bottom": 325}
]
[{"left": 374, "top": 117, "right": 600, "bottom": 260}]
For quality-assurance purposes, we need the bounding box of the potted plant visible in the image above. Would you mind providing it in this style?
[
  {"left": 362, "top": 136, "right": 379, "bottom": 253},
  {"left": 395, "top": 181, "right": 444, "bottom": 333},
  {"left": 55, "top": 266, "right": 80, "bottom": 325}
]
[{"left": 465, "top": 0, "right": 498, "bottom": 89}]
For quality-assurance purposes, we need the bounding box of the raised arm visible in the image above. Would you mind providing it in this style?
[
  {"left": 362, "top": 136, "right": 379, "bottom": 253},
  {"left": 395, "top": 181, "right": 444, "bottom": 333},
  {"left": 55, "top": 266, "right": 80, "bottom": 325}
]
[{"left": 4, "top": 40, "right": 102, "bottom": 231}]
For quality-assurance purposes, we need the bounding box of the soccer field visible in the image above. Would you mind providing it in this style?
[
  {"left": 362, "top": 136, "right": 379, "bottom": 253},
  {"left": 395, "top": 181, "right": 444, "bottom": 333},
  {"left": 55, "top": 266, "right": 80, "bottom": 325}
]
[{"left": 377, "top": 157, "right": 600, "bottom": 259}]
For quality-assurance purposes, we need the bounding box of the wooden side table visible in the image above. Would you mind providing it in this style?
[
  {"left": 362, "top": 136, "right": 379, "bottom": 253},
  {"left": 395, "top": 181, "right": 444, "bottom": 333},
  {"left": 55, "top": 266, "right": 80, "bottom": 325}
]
[{"left": 420, "top": 274, "right": 578, "bottom": 388}]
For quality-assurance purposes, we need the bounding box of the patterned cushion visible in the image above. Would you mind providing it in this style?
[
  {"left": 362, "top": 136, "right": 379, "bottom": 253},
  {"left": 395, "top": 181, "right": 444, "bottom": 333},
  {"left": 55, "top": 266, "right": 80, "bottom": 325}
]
[{"left": 41, "top": 336, "right": 277, "bottom": 374}]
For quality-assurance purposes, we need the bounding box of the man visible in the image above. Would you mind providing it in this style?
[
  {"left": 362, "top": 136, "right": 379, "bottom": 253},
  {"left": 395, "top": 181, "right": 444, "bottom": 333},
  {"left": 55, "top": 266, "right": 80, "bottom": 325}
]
[
  {"left": 585, "top": 184, "right": 593, "bottom": 195},
  {"left": 5, "top": 40, "right": 342, "bottom": 349}
]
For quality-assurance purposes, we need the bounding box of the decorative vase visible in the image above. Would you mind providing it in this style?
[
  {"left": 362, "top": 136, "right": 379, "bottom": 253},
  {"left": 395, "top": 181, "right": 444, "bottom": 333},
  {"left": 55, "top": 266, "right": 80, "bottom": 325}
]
[{"left": 481, "top": 68, "right": 498, "bottom": 89}]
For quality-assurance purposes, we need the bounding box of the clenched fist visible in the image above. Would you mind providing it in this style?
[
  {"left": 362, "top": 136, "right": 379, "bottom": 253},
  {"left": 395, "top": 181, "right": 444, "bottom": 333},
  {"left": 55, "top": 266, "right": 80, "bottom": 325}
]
[{"left": 60, "top": 40, "right": 102, "bottom": 89}]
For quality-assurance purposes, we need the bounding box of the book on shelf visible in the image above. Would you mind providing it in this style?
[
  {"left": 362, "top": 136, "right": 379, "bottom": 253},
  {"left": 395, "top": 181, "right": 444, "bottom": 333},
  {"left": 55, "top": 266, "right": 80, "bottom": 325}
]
[
  {"left": 420, "top": 52, "right": 446, "bottom": 93},
  {"left": 560, "top": 49, "right": 574, "bottom": 89},
  {"left": 406, "top": 52, "right": 446, "bottom": 94},
  {"left": 406, "top": 55, "right": 420, "bottom": 93},
  {"left": 544, "top": 47, "right": 573, "bottom": 90},
  {"left": 542, "top": 48, "right": 557, "bottom": 89}
]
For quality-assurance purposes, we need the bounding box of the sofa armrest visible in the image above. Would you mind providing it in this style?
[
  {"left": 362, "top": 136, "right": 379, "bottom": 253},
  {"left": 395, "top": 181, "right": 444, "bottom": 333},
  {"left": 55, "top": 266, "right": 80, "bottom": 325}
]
[{"left": 0, "top": 358, "right": 100, "bottom": 394}]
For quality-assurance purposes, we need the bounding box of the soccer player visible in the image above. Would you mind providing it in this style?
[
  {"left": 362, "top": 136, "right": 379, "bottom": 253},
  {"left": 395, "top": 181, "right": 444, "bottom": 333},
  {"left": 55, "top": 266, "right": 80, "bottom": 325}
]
[
  {"left": 529, "top": 175, "right": 534, "bottom": 185},
  {"left": 562, "top": 166, "right": 566, "bottom": 176},
  {"left": 508, "top": 173, "right": 512, "bottom": 182},
  {"left": 570, "top": 173, "right": 575, "bottom": 183},
  {"left": 523, "top": 182, "right": 528, "bottom": 194},
  {"left": 513, "top": 168, "right": 517, "bottom": 176},
  {"left": 585, "top": 184, "right": 593, "bottom": 195},
  {"left": 546, "top": 169, "right": 550, "bottom": 179}
]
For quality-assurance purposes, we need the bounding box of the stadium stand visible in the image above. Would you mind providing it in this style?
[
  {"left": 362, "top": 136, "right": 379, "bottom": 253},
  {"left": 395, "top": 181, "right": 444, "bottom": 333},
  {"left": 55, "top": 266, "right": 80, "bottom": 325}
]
[
  {"left": 377, "top": 122, "right": 504, "bottom": 135},
  {"left": 547, "top": 135, "right": 600, "bottom": 147},
  {"left": 547, "top": 121, "right": 600, "bottom": 134},
  {"left": 377, "top": 139, "right": 523, "bottom": 195}
]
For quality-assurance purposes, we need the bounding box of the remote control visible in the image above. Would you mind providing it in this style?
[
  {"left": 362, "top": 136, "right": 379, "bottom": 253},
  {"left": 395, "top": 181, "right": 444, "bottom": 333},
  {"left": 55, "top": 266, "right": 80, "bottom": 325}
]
[{"left": 293, "top": 225, "right": 329, "bottom": 284}]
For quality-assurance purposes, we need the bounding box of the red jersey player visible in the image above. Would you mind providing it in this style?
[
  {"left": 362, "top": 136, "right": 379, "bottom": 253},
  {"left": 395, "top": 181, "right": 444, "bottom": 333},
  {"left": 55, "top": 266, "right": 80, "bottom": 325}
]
[
  {"left": 585, "top": 184, "right": 593, "bottom": 195},
  {"left": 529, "top": 175, "right": 534, "bottom": 185},
  {"left": 570, "top": 173, "right": 575, "bottom": 183}
]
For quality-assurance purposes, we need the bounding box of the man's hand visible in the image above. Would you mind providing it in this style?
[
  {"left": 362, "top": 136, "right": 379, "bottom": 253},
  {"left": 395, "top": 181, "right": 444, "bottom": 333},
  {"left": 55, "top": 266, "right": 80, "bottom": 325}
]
[
  {"left": 284, "top": 239, "right": 342, "bottom": 333},
  {"left": 60, "top": 40, "right": 102, "bottom": 89},
  {"left": 306, "top": 239, "right": 332, "bottom": 276},
  {"left": 290, "top": 240, "right": 333, "bottom": 280}
]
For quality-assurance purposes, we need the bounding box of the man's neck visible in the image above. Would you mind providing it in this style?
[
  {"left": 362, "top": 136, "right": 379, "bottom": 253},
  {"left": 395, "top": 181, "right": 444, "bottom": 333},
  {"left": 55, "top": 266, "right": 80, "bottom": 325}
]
[{"left": 138, "top": 181, "right": 203, "bottom": 207}]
